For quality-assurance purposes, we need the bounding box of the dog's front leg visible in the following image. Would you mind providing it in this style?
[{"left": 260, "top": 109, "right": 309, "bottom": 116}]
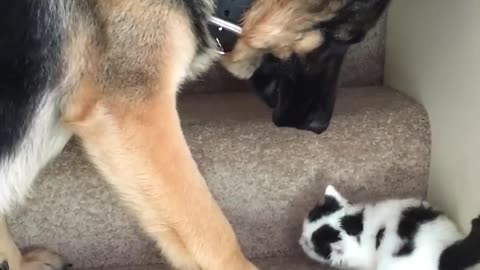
[{"left": 63, "top": 81, "right": 258, "bottom": 270}]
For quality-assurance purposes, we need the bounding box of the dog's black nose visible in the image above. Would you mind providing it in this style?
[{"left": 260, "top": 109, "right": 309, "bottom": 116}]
[
  {"left": 304, "top": 117, "right": 330, "bottom": 134},
  {"left": 271, "top": 108, "right": 332, "bottom": 134}
]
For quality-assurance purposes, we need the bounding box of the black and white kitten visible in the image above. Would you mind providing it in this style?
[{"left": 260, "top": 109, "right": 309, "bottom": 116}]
[{"left": 300, "top": 185, "right": 480, "bottom": 270}]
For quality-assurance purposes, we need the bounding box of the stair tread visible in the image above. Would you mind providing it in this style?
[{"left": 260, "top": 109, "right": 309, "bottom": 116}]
[
  {"left": 9, "top": 87, "right": 430, "bottom": 269},
  {"left": 83, "top": 256, "right": 328, "bottom": 270}
]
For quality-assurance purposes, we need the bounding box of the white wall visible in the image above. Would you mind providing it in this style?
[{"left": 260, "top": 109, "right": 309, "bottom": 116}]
[{"left": 384, "top": 0, "right": 480, "bottom": 232}]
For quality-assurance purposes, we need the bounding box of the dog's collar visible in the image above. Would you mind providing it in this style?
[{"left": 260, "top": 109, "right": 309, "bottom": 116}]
[{"left": 208, "top": 0, "right": 253, "bottom": 54}]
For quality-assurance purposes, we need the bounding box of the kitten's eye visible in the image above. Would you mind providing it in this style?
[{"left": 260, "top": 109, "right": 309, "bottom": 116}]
[
  {"left": 314, "top": 244, "right": 334, "bottom": 259},
  {"left": 311, "top": 225, "right": 341, "bottom": 259}
]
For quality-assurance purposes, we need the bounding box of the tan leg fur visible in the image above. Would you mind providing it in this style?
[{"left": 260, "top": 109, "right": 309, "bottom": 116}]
[
  {"left": 63, "top": 77, "right": 257, "bottom": 270},
  {"left": 61, "top": 5, "right": 257, "bottom": 269}
]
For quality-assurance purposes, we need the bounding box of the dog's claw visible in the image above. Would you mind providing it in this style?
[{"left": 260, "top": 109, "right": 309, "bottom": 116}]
[{"left": 1, "top": 260, "right": 9, "bottom": 270}]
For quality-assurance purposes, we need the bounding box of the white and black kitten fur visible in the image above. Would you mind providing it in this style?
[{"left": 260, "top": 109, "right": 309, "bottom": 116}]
[{"left": 300, "top": 185, "right": 480, "bottom": 270}]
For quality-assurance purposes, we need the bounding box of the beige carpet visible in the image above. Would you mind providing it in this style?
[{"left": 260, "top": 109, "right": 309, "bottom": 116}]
[
  {"left": 8, "top": 87, "right": 430, "bottom": 269},
  {"left": 83, "top": 257, "right": 328, "bottom": 270}
]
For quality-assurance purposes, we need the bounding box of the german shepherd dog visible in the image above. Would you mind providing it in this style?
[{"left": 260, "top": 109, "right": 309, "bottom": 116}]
[{"left": 0, "top": 0, "right": 389, "bottom": 269}]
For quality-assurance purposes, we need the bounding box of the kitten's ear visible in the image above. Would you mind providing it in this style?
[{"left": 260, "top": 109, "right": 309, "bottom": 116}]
[{"left": 324, "top": 185, "right": 349, "bottom": 206}]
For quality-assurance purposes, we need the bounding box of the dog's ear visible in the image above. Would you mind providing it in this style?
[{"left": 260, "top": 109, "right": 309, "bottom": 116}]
[
  {"left": 223, "top": 29, "right": 324, "bottom": 80},
  {"left": 222, "top": 0, "right": 346, "bottom": 79},
  {"left": 221, "top": 40, "right": 264, "bottom": 79},
  {"left": 325, "top": 185, "right": 349, "bottom": 207}
]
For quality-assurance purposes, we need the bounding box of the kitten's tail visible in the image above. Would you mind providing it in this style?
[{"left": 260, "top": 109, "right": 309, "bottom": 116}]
[{"left": 439, "top": 215, "right": 480, "bottom": 270}]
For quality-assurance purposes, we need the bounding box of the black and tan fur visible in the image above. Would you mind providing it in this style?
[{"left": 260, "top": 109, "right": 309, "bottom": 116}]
[{"left": 0, "top": 1, "right": 389, "bottom": 269}]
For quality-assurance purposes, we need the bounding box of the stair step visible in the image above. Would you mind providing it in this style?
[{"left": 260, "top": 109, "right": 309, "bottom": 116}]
[
  {"left": 8, "top": 87, "right": 430, "bottom": 269},
  {"left": 83, "top": 257, "right": 328, "bottom": 270}
]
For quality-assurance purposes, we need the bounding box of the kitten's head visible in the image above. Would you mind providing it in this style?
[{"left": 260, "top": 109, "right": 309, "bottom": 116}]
[{"left": 299, "top": 185, "right": 363, "bottom": 268}]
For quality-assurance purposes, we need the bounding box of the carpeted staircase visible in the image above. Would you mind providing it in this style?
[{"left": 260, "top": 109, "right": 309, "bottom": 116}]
[{"left": 7, "top": 16, "right": 431, "bottom": 270}]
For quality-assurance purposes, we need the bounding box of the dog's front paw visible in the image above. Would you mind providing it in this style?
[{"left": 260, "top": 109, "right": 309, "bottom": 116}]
[{"left": 22, "top": 248, "right": 71, "bottom": 270}]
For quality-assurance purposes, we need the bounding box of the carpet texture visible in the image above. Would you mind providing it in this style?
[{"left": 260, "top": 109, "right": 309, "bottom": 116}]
[
  {"left": 83, "top": 257, "right": 329, "bottom": 270},
  {"left": 8, "top": 87, "right": 430, "bottom": 269}
]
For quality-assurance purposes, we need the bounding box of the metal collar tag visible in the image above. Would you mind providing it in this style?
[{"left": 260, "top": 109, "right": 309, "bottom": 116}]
[
  {"left": 208, "top": 16, "right": 242, "bottom": 55},
  {"left": 207, "top": 0, "right": 252, "bottom": 54}
]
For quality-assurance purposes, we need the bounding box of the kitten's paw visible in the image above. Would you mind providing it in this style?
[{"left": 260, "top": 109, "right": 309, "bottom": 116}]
[
  {"left": 22, "top": 248, "right": 71, "bottom": 270},
  {"left": 1, "top": 260, "right": 9, "bottom": 270}
]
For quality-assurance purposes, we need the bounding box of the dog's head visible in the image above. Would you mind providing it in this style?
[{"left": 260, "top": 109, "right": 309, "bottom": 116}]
[{"left": 222, "top": 0, "right": 391, "bottom": 134}]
